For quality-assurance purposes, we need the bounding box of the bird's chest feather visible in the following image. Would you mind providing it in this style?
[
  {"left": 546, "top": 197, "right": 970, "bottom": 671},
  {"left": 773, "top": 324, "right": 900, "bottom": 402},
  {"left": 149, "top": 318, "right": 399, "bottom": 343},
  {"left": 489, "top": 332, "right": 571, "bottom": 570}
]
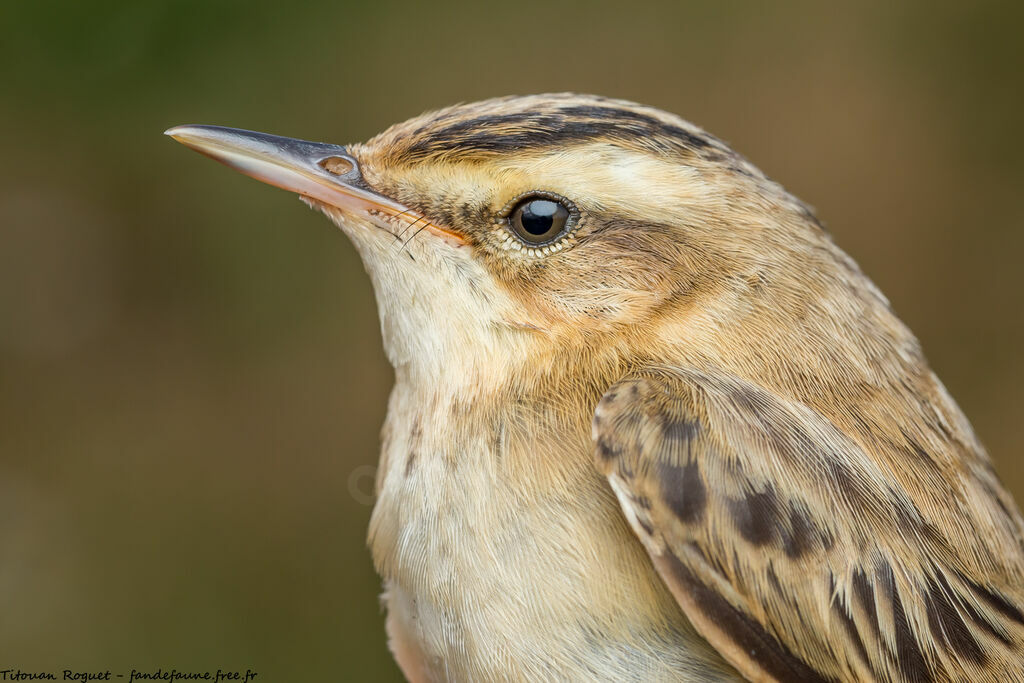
[{"left": 367, "top": 382, "right": 737, "bottom": 682}]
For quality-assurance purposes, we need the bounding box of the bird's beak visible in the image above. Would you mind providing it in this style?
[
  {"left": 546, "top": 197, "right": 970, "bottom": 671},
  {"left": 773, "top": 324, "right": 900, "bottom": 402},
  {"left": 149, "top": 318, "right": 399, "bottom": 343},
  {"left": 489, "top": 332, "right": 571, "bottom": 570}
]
[{"left": 164, "top": 125, "right": 465, "bottom": 244}]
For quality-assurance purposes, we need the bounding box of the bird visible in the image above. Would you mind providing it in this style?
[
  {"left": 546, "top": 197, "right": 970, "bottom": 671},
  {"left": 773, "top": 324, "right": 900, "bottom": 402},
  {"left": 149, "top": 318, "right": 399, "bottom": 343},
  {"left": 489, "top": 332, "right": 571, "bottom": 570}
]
[{"left": 166, "top": 93, "right": 1024, "bottom": 682}]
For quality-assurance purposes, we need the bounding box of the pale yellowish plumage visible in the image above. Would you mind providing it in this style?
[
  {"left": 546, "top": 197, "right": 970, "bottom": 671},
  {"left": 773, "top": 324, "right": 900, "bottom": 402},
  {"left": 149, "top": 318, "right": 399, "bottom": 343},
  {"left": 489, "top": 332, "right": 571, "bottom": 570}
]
[{"left": 168, "top": 94, "right": 1024, "bottom": 682}]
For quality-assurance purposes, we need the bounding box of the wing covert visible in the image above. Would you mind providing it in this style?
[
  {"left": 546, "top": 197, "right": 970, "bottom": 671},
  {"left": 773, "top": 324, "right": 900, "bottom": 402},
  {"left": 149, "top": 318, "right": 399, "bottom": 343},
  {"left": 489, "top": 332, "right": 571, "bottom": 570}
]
[{"left": 593, "top": 365, "right": 1024, "bottom": 682}]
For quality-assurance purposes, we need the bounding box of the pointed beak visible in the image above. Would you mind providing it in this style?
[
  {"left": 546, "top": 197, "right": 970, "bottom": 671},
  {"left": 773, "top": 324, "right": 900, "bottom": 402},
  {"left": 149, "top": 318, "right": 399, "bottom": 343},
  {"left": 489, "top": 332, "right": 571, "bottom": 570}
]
[{"left": 164, "top": 125, "right": 465, "bottom": 244}]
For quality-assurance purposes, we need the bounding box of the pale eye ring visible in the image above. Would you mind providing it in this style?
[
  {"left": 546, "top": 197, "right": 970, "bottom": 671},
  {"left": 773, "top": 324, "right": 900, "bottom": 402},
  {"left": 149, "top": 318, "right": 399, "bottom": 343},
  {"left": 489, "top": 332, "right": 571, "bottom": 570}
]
[{"left": 504, "top": 193, "right": 577, "bottom": 246}]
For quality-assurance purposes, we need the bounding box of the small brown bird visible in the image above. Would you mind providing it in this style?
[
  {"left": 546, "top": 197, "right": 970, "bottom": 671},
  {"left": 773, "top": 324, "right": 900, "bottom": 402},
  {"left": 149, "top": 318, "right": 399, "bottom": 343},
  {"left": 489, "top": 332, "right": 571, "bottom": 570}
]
[{"left": 167, "top": 94, "right": 1024, "bottom": 682}]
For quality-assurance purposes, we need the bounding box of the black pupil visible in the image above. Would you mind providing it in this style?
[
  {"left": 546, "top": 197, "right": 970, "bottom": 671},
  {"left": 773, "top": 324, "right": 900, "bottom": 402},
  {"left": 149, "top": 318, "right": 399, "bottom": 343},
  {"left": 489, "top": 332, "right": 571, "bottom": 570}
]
[{"left": 520, "top": 200, "right": 560, "bottom": 236}]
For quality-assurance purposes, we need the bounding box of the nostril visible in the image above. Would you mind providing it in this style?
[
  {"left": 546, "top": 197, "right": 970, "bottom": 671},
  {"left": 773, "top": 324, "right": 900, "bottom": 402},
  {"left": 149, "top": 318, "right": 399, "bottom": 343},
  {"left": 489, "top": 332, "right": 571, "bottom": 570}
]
[{"left": 319, "top": 156, "right": 355, "bottom": 176}]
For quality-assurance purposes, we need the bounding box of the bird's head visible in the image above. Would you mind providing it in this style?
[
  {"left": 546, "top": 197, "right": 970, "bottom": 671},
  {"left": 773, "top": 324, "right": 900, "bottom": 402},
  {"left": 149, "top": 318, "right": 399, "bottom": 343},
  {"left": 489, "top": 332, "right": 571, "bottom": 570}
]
[{"left": 168, "top": 94, "right": 866, "bottom": 395}]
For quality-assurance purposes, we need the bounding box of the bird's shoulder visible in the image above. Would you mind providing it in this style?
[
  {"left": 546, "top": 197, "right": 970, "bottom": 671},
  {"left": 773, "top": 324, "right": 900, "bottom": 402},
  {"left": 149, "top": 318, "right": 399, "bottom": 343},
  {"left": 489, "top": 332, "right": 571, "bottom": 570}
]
[{"left": 593, "top": 363, "right": 1024, "bottom": 682}]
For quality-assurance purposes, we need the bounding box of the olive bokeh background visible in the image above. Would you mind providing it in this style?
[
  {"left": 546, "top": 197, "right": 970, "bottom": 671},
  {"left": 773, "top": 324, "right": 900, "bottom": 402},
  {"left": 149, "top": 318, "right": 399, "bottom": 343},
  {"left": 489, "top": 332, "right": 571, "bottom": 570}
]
[{"left": 2, "top": 0, "right": 1022, "bottom": 679}]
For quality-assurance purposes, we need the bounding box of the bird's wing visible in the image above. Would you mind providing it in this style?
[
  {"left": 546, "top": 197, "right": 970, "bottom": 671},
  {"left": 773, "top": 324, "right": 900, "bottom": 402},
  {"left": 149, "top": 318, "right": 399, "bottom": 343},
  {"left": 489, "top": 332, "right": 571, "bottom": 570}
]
[{"left": 593, "top": 364, "right": 1024, "bottom": 682}]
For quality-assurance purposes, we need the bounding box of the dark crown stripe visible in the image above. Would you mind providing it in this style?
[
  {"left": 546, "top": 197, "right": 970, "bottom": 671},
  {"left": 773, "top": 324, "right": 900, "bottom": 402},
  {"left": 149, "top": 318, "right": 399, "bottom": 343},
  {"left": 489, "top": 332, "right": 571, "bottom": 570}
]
[{"left": 401, "top": 105, "right": 717, "bottom": 159}]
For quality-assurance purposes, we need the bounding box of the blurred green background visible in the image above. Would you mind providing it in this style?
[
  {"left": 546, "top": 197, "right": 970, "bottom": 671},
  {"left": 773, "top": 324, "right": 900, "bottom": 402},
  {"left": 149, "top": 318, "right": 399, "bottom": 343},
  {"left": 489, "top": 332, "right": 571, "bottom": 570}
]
[{"left": 2, "top": 0, "right": 1022, "bottom": 680}]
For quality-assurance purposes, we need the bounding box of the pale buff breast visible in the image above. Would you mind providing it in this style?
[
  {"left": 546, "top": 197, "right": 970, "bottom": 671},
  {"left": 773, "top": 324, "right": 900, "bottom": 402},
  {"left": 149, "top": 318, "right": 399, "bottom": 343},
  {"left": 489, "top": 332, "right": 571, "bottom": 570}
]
[{"left": 367, "top": 381, "right": 739, "bottom": 682}]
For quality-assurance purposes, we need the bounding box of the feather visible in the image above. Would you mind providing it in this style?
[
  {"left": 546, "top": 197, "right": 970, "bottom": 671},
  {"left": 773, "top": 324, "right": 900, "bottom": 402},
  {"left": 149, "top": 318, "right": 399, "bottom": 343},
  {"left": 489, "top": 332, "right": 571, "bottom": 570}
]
[{"left": 595, "top": 365, "right": 1024, "bottom": 682}]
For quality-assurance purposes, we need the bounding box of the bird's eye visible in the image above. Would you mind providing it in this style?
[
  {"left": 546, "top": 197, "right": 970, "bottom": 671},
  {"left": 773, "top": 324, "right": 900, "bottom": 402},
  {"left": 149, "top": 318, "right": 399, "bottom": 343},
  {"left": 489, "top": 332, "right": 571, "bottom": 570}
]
[{"left": 508, "top": 196, "right": 572, "bottom": 245}]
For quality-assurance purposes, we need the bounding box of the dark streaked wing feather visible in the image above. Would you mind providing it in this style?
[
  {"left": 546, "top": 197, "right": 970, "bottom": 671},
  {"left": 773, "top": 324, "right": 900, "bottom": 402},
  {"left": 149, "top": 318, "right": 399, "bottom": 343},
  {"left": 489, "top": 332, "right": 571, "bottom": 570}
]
[{"left": 593, "top": 365, "right": 1024, "bottom": 682}]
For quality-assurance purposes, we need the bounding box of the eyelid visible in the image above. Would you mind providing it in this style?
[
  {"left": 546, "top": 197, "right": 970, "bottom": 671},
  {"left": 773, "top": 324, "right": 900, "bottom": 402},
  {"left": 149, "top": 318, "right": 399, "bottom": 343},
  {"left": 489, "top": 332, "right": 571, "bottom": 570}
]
[{"left": 497, "top": 191, "right": 579, "bottom": 219}]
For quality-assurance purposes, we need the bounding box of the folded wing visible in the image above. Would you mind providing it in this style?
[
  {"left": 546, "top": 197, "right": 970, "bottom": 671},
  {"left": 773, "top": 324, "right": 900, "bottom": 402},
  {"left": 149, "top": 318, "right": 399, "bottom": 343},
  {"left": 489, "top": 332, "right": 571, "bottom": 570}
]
[{"left": 593, "top": 365, "right": 1024, "bottom": 682}]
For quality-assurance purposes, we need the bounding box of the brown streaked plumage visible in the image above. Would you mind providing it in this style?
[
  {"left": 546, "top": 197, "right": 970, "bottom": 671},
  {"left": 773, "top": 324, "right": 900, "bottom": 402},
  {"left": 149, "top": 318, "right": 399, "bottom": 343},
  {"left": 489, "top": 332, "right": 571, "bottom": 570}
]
[{"left": 167, "top": 93, "right": 1024, "bottom": 681}]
